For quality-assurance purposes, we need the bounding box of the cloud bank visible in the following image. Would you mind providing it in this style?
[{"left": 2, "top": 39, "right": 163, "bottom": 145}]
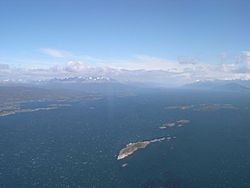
[{"left": 1, "top": 52, "right": 250, "bottom": 86}]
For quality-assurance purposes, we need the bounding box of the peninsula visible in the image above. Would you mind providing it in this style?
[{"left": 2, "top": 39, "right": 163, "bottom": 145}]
[{"left": 0, "top": 107, "right": 58, "bottom": 117}]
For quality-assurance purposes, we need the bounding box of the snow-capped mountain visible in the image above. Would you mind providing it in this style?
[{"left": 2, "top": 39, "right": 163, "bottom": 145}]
[{"left": 46, "top": 76, "right": 116, "bottom": 84}]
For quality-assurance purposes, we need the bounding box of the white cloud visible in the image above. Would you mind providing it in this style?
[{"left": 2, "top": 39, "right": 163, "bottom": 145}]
[
  {"left": 39, "top": 48, "right": 72, "bottom": 58},
  {"left": 0, "top": 64, "right": 9, "bottom": 70},
  {"left": 1, "top": 52, "right": 250, "bottom": 86},
  {"left": 242, "top": 51, "right": 250, "bottom": 68}
]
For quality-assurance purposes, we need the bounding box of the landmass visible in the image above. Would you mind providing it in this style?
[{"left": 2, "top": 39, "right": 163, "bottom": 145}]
[
  {"left": 0, "top": 86, "right": 103, "bottom": 118},
  {"left": 117, "top": 137, "right": 165, "bottom": 160}
]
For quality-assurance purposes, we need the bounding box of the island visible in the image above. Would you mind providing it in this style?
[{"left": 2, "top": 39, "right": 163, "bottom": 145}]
[
  {"left": 196, "top": 104, "right": 238, "bottom": 112},
  {"left": 165, "top": 105, "right": 194, "bottom": 110},
  {"left": 176, "top": 119, "right": 190, "bottom": 124},
  {"left": 117, "top": 137, "right": 165, "bottom": 160},
  {"left": 48, "top": 103, "right": 72, "bottom": 107},
  {"left": 160, "top": 119, "right": 190, "bottom": 129},
  {"left": 165, "top": 104, "right": 238, "bottom": 112},
  {"left": 159, "top": 122, "right": 175, "bottom": 129}
]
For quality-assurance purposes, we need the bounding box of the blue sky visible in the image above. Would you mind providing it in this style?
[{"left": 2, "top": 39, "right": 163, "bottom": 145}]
[{"left": 0, "top": 0, "right": 250, "bottom": 84}]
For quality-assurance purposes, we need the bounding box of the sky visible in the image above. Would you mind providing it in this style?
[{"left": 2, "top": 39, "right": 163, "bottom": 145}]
[{"left": 0, "top": 0, "right": 250, "bottom": 85}]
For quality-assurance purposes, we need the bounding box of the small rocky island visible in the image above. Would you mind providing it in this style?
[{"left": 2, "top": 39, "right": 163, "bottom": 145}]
[
  {"left": 165, "top": 104, "right": 238, "bottom": 112},
  {"left": 160, "top": 119, "right": 190, "bottom": 129},
  {"left": 159, "top": 122, "right": 175, "bottom": 129},
  {"left": 117, "top": 137, "right": 165, "bottom": 160}
]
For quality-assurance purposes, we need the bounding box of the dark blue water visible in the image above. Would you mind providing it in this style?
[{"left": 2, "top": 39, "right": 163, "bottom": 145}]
[{"left": 1, "top": 90, "right": 250, "bottom": 187}]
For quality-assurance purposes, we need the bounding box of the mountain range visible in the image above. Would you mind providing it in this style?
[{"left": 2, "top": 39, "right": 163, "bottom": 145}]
[{"left": 185, "top": 80, "right": 250, "bottom": 92}]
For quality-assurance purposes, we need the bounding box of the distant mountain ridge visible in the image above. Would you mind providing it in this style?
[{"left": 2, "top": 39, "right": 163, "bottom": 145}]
[
  {"left": 46, "top": 76, "right": 116, "bottom": 84},
  {"left": 36, "top": 76, "right": 134, "bottom": 93},
  {"left": 185, "top": 80, "right": 250, "bottom": 92}
]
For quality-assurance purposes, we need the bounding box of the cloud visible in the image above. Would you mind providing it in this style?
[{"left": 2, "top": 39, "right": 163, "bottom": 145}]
[
  {"left": 227, "top": 51, "right": 250, "bottom": 73},
  {"left": 0, "top": 64, "right": 9, "bottom": 70},
  {"left": 241, "top": 51, "right": 250, "bottom": 67},
  {"left": 98, "top": 55, "right": 188, "bottom": 73},
  {"left": 39, "top": 48, "right": 72, "bottom": 58},
  {"left": 1, "top": 52, "right": 250, "bottom": 86}
]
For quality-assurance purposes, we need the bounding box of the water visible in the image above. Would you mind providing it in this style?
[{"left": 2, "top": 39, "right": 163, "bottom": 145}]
[{"left": 0, "top": 89, "right": 250, "bottom": 187}]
